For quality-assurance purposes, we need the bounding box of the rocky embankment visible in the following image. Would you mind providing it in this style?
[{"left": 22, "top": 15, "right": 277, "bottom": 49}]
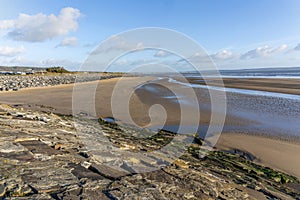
[
  {"left": 0, "top": 104, "right": 300, "bottom": 199},
  {"left": 0, "top": 73, "right": 119, "bottom": 92}
]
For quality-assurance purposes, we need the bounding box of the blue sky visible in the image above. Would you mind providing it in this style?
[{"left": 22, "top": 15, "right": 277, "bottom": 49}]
[{"left": 0, "top": 0, "right": 300, "bottom": 71}]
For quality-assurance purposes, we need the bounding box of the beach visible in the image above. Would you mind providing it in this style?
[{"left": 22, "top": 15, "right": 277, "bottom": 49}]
[
  {"left": 216, "top": 133, "right": 300, "bottom": 179},
  {"left": 188, "top": 77, "right": 300, "bottom": 95},
  {"left": 0, "top": 75, "right": 299, "bottom": 179}
]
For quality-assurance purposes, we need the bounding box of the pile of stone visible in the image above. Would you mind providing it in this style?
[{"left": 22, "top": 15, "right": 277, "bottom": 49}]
[{"left": 0, "top": 73, "right": 119, "bottom": 92}]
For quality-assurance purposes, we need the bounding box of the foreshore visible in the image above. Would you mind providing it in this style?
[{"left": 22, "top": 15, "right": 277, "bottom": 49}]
[
  {"left": 187, "top": 77, "right": 300, "bottom": 95},
  {"left": 0, "top": 102, "right": 300, "bottom": 199},
  {"left": 0, "top": 75, "right": 299, "bottom": 180},
  {"left": 216, "top": 133, "right": 300, "bottom": 179}
]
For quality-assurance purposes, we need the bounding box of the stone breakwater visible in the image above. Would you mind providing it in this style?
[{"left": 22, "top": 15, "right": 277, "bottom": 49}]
[
  {"left": 0, "top": 73, "right": 119, "bottom": 92},
  {"left": 0, "top": 103, "right": 300, "bottom": 199}
]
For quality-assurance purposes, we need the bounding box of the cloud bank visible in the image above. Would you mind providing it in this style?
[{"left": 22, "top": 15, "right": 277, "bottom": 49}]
[
  {"left": 0, "top": 46, "right": 25, "bottom": 57},
  {"left": 241, "top": 44, "right": 288, "bottom": 59},
  {"left": 154, "top": 50, "right": 172, "bottom": 57},
  {"left": 0, "top": 7, "right": 81, "bottom": 42},
  {"left": 212, "top": 50, "right": 234, "bottom": 60},
  {"left": 57, "top": 37, "right": 78, "bottom": 47}
]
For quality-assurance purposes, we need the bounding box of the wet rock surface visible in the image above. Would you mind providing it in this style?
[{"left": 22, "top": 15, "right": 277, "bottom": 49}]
[{"left": 0, "top": 104, "right": 300, "bottom": 199}]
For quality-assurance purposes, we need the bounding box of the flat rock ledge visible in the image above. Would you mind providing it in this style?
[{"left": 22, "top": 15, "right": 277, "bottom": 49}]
[{"left": 0, "top": 104, "right": 300, "bottom": 199}]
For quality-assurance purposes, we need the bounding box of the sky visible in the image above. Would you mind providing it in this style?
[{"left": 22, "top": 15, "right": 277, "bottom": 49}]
[{"left": 0, "top": 0, "right": 300, "bottom": 71}]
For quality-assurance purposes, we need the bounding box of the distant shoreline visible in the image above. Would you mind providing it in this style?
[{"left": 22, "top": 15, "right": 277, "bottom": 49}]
[{"left": 187, "top": 77, "right": 300, "bottom": 96}]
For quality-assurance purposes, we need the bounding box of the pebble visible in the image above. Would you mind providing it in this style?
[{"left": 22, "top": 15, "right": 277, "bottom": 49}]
[{"left": 40, "top": 116, "right": 49, "bottom": 123}]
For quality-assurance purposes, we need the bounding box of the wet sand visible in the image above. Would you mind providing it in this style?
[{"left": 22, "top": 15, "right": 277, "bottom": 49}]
[
  {"left": 216, "top": 133, "right": 300, "bottom": 179},
  {"left": 0, "top": 78, "right": 125, "bottom": 116},
  {"left": 0, "top": 76, "right": 300, "bottom": 178},
  {"left": 188, "top": 77, "right": 300, "bottom": 95}
]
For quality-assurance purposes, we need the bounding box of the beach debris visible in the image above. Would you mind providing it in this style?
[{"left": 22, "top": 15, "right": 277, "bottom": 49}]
[{"left": 40, "top": 116, "right": 49, "bottom": 123}]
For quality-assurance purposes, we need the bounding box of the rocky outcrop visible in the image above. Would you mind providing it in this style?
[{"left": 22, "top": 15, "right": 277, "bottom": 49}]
[{"left": 0, "top": 104, "right": 300, "bottom": 199}]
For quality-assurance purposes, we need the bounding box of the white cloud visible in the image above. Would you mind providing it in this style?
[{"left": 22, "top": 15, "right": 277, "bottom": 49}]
[
  {"left": 10, "top": 56, "right": 24, "bottom": 63},
  {"left": 241, "top": 44, "right": 288, "bottom": 59},
  {"left": 275, "top": 44, "right": 288, "bottom": 52},
  {"left": 0, "top": 46, "right": 25, "bottom": 57},
  {"left": 0, "top": 56, "right": 39, "bottom": 67},
  {"left": 0, "top": 7, "right": 81, "bottom": 42},
  {"left": 154, "top": 50, "right": 172, "bottom": 57},
  {"left": 8, "top": 56, "right": 39, "bottom": 66},
  {"left": 57, "top": 37, "right": 78, "bottom": 47},
  {"left": 136, "top": 42, "right": 144, "bottom": 50},
  {"left": 0, "top": 20, "right": 14, "bottom": 29},
  {"left": 176, "top": 52, "right": 212, "bottom": 67},
  {"left": 212, "top": 50, "right": 234, "bottom": 60},
  {"left": 91, "top": 36, "right": 144, "bottom": 55}
]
